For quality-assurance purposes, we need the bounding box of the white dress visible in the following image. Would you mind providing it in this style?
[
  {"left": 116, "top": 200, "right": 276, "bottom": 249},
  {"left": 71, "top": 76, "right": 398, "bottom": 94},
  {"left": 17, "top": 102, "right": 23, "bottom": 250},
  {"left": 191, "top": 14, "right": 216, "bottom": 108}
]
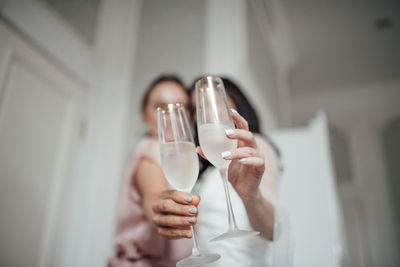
[
  {"left": 193, "top": 167, "right": 271, "bottom": 267},
  {"left": 193, "top": 135, "right": 291, "bottom": 267}
]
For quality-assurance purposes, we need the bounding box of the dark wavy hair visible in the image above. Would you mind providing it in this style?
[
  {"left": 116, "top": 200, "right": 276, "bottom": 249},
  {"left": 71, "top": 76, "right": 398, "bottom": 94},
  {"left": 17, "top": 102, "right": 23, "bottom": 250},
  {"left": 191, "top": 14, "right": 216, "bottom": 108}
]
[
  {"left": 189, "top": 76, "right": 280, "bottom": 175},
  {"left": 141, "top": 74, "right": 186, "bottom": 113}
]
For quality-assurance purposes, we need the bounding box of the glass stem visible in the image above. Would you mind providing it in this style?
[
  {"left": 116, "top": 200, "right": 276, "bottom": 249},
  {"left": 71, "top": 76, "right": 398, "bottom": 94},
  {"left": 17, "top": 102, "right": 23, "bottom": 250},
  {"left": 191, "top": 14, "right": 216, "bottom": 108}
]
[
  {"left": 190, "top": 225, "right": 201, "bottom": 256},
  {"left": 219, "top": 168, "right": 239, "bottom": 231}
]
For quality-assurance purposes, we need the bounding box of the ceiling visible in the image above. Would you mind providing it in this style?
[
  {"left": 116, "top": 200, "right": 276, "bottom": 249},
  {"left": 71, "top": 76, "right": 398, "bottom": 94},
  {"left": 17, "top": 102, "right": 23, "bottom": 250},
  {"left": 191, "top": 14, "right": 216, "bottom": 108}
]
[
  {"left": 281, "top": 1, "right": 400, "bottom": 94},
  {"left": 41, "top": 0, "right": 100, "bottom": 44}
]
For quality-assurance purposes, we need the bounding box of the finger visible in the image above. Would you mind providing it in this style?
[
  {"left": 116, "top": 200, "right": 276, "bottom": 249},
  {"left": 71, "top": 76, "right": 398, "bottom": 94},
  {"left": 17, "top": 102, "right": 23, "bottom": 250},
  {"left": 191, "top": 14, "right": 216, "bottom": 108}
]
[
  {"left": 152, "top": 214, "right": 197, "bottom": 228},
  {"left": 159, "top": 189, "right": 200, "bottom": 206},
  {"left": 157, "top": 227, "right": 192, "bottom": 239},
  {"left": 153, "top": 199, "right": 199, "bottom": 216},
  {"left": 221, "top": 147, "right": 260, "bottom": 161},
  {"left": 230, "top": 109, "right": 249, "bottom": 130},
  {"left": 225, "top": 128, "right": 256, "bottom": 147},
  {"left": 237, "top": 156, "right": 265, "bottom": 169},
  {"left": 196, "top": 146, "right": 207, "bottom": 160}
]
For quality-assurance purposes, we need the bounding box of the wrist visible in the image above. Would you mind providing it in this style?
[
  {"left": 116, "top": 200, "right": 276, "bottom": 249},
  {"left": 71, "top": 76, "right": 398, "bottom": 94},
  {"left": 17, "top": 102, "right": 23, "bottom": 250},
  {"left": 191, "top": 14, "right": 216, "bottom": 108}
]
[{"left": 242, "top": 189, "right": 263, "bottom": 206}]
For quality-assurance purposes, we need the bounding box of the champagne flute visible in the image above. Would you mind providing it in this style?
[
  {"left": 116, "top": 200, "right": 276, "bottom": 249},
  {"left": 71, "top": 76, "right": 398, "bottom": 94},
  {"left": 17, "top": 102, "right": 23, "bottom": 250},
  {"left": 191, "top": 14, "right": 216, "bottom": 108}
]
[
  {"left": 157, "top": 103, "right": 221, "bottom": 266},
  {"left": 195, "top": 76, "right": 260, "bottom": 241}
]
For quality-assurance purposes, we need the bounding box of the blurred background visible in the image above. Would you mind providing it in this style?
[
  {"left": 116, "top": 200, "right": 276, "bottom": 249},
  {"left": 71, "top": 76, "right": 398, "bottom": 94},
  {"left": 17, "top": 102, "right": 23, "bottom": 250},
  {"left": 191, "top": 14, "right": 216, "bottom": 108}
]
[{"left": 0, "top": 0, "right": 399, "bottom": 266}]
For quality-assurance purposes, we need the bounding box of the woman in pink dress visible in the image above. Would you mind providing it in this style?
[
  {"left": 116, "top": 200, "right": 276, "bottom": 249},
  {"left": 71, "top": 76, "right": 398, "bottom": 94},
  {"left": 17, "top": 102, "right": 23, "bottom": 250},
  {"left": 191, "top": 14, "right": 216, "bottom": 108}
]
[{"left": 108, "top": 75, "right": 194, "bottom": 267}]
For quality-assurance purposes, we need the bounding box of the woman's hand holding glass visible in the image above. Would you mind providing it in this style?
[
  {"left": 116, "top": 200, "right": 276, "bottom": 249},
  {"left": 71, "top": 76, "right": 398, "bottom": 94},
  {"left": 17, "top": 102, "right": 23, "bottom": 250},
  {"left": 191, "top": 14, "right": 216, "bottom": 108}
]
[
  {"left": 198, "top": 109, "right": 265, "bottom": 202},
  {"left": 154, "top": 110, "right": 266, "bottom": 239},
  {"left": 152, "top": 189, "right": 200, "bottom": 239},
  {"left": 195, "top": 76, "right": 260, "bottom": 241},
  {"left": 224, "top": 110, "right": 265, "bottom": 201},
  {"left": 156, "top": 103, "right": 220, "bottom": 266}
]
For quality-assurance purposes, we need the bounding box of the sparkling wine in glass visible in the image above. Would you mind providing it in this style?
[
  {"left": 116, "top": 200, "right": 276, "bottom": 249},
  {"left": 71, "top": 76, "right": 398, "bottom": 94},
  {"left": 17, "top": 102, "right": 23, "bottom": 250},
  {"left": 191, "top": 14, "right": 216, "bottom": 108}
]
[
  {"left": 157, "top": 103, "right": 221, "bottom": 266},
  {"left": 196, "top": 76, "right": 260, "bottom": 241}
]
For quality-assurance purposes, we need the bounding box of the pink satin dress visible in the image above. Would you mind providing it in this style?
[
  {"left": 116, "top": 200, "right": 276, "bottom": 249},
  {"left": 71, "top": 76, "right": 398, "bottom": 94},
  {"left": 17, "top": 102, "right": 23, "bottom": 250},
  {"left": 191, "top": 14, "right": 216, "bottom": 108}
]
[{"left": 108, "top": 136, "right": 191, "bottom": 267}]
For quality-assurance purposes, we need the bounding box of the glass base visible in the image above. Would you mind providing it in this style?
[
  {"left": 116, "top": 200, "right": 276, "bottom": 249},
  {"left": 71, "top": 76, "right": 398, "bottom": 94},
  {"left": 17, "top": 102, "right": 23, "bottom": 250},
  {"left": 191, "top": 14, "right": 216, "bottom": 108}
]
[
  {"left": 176, "top": 253, "right": 221, "bottom": 267},
  {"left": 210, "top": 229, "right": 260, "bottom": 242}
]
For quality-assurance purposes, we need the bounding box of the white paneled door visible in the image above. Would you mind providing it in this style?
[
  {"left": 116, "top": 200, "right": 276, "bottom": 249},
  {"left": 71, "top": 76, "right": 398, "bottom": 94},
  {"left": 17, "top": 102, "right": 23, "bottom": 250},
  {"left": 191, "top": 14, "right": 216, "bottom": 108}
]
[
  {"left": 1, "top": 1, "right": 140, "bottom": 266},
  {"left": 0, "top": 23, "right": 85, "bottom": 267}
]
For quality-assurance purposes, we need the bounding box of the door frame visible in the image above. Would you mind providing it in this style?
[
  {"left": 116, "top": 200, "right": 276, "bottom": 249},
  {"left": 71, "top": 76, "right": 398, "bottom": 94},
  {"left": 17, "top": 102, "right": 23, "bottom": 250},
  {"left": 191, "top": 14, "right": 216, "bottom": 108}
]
[
  {"left": 0, "top": 1, "right": 142, "bottom": 266},
  {"left": 0, "top": 23, "right": 87, "bottom": 266}
]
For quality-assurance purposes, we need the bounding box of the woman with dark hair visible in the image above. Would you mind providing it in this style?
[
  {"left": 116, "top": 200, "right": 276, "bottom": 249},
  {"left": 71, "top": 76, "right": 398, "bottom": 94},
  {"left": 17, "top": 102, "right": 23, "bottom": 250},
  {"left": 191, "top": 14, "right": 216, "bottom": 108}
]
[
  {"left": 217, "top": 77, "right": 261, "bottom": 133},
  {"left": 190, "top": 77, "right": 280, "bottom": 175},
  {"left": 151, "top": 76, "right": 284, "bottom": 266},
  {"left": 109, "top": 75, "right": 194, "bottom": 267}
]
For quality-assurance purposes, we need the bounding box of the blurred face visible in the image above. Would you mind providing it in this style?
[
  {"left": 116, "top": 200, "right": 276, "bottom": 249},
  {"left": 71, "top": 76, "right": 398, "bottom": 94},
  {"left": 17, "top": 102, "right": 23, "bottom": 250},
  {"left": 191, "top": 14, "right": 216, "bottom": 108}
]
[
  {"left": 143, "top": 81, "right": 188, "bottom": 137},
  {"left": 190, "top": 90, "right": 237, "bottom": 124}
]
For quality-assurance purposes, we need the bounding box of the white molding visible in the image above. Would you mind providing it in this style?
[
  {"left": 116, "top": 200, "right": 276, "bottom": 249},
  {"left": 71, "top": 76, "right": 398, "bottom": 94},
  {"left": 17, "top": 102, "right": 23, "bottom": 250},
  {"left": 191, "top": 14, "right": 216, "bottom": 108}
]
[{"left": 1, "top": 0, "right": 97, "bottom": 82}]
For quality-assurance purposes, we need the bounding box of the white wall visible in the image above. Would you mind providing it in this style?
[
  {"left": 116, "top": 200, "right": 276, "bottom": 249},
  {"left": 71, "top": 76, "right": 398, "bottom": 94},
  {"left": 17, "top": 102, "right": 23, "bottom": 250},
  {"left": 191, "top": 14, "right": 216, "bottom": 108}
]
[
  {"left": 247, "top": 0, "right": 296, "bottom": 128},
  {"left": 204, "top": 0, "right": 279, "bottom": 130},
  {"left": 132, "top": 0, "right": 205, "bottom": 86},
  {"left": 1, "top": 1, "right": 142, "bottom": 266},
  {"left": 271, "top": 113, "right": 342, "bottom": 267},
  {"left": 129, "top": 0, "right": 282, "bottom": 145},
  {"left": 71, "top": 2, "right": 142, "bottom": 266},
  {"left": 128, "top": 0, "right": 206, "bottom": 153},
  {"left": 291, "top": 81, "right": 400, "bottom": 267}
]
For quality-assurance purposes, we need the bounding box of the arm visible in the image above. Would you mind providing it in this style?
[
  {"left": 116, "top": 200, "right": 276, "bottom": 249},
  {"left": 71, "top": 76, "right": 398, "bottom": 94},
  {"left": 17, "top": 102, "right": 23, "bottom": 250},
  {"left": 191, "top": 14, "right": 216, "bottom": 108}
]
[
  {"left": 135, "top": 158, "right": 200, "bottom": 239},
  {"left": 135, "top": 158, "right": 169, "bottom": 222},
  {"left": 198, "top": 109, "right": 277, "bottom": 240},
  {"left": 243, "top": 135, "right": 279, "bottom": 241},
  {"left": 242, "top": 189, "right": 275, "bottom": 241}
]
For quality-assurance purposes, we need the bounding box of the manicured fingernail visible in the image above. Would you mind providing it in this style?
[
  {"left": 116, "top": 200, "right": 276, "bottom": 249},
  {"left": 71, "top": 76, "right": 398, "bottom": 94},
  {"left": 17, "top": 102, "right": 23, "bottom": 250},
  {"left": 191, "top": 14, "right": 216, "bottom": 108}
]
[
  {"left": 187, "top": 217, "right": 195, "bottom": 223},
  {"left": 221, "top": 151, "right": 231, "bottom": 158},
  {"left": 186, "top": 232, "right": 192, "bottom": 238},
  {"left": 238, "top": 158, "right": 246, "bottom": 163},
  {"left": 189, "top": 207, "right": 197, "bottom": 214},
  {"left": 225, "top": 129, "right": 235, "bottom": 136},
  {"left": 231, "top": 108, "right": 238, "bottom": 114},
  {"left": 184, "top": 196, "right": 192, "bottom": 203}
]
